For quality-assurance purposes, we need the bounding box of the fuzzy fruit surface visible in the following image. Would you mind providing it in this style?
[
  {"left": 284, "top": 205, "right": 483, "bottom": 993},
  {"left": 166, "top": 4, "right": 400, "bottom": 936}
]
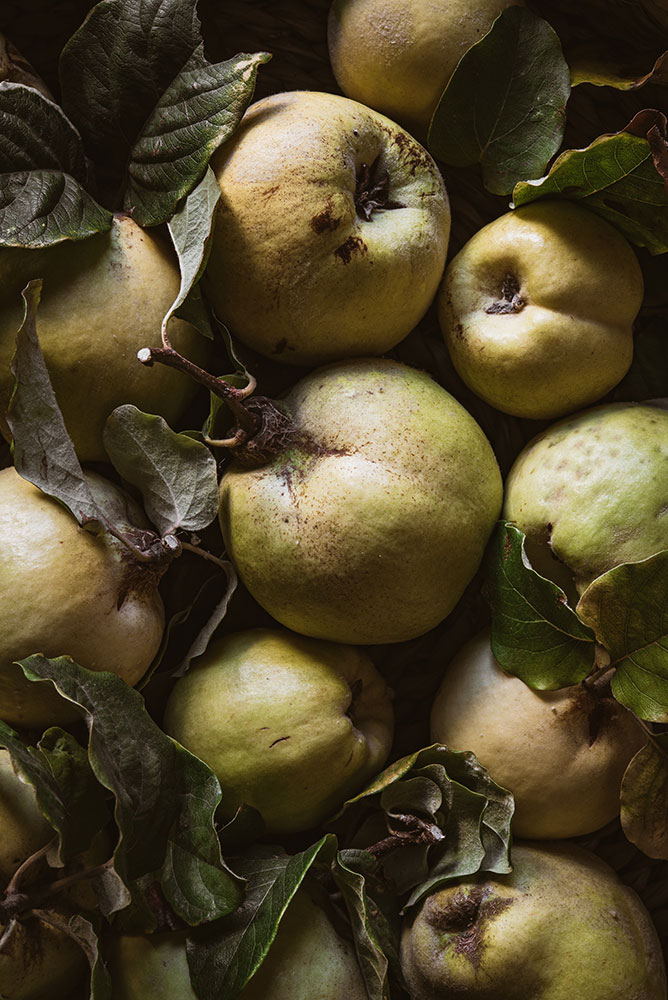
[
  {"left": 0, "top": 467, "right": 165, "bottom": 729},
  {"left": 163, "top": 628, "right": 393, "bottom": 834},
  {"left": 328, "top": 0, "right": 523, "bottom": 137},
  {"left": 108, "top": 883, "right": 368, "bottom": 999},
  {"left": 401, "top": 841, "right": 667, "bottom": 999},
  {"left": 0, "top": 215, "right": 209, "bottom": 462},
  {"left": 220, "top": 359, "right": 502, "bottom": 645},
  {"left": 203, "top": 90, "right": 450, "bottom": 365},
  {"left": 503, "top": 402, "right": 668, "bottom": 592},
  {"left": 439, "top": 202, "right": 643, "bottom": 419},
  {"left": 430, "top": 630, "right": 645, "bottom": 838}
]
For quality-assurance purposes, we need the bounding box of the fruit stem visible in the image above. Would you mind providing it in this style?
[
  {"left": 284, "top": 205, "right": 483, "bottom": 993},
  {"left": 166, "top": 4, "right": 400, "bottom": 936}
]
[
  {"left": 180, "top": 540, "right": 231, "bottom": 572},
  {"left": 3, "top": 840, "right": 53, "bottom": 898},
  {"left": 0, "top": 919, "right": 17, "bottom": 954},
  {"left": 137, "top": 345, "right": 258, "bottom": 437}
]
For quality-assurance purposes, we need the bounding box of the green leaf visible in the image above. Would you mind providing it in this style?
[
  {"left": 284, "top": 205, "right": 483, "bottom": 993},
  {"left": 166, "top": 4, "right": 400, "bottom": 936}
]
[
  {"left": 577, "top": 550, "right": 668, "bottom": 722},
  {"left": 164, "top": 168, "right": 221, "bottom": 338},
  {"left": 7, "top": 280, "right": 102, "bottom": 527},
  {"left": 428, "top": 6, "right": 570, "bottom": 196},
  {"left": 620, "top": 733, "right": 668, "bottom": 859},
  {"left": 187, "top": 837, "right": 337, "bottom": 999},
  {"left": 15, "top": 654, "right": 244, "bottom": 925},
  {"left": 103, "top": 405, "right": 219, "bottom": 536},
  {"left": 569, "top": 47, "right": 668, "bottom": 90},
  {"left": 125, "top": 51, "right": 270, "bottom": 226},
  {"left": 512, "top": 120, "right": 668, "bottom": 253},
  {"left": 36, "top": 910, "right": 112, "bottom": 1000},
  {"left": 59, "top": 0, "right": 202, "bottom": 173},
  {"left": 329, "top": 745, "right": 513, "bottom": 907},
  {"left": 332, "top": 852, "right": 391, "bottom": 1000},
  {"left": 0, "top": 84, "right": 112, "bottom": 247},
  {"left": 0, "top": 721, "right": 109, "bottom": 866},
  {"left": 484, "top": 522, "right": 596, "bottom": 689}
]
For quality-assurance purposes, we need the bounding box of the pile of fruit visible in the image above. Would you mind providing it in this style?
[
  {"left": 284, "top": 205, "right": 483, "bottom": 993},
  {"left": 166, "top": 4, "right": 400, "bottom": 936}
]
[{"left": 0, "top": 0, "right": 668, "bottom": 997}]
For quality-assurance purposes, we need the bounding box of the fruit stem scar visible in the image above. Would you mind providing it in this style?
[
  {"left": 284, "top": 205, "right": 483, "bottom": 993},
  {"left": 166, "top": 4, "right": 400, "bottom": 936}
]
[
  {"left": 355, "top": 155, "right": 404, "bottom": 220},
  {"left": 485, "top": 273, "right": 525, "bottom": 315}
]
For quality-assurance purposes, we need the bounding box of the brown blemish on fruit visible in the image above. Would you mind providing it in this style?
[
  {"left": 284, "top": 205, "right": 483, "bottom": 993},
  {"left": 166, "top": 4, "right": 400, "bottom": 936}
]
[
  {"left": 427, "top": 886, "right": 514, "bottom": 969},
  {"left": 311, "top": 198, "right": 341, "bottom": 234},
  {"left": 335, "top": 235, "right": 368, "bottom": 264},
  {"left": 485, "top": 274, "right": 525, "bottom": 315},
  {"left": 273, "top": 338, "right": 289, "bottom": 354},
  {"left": 389, "top": 128, "right": 436, "bottom": 176}
]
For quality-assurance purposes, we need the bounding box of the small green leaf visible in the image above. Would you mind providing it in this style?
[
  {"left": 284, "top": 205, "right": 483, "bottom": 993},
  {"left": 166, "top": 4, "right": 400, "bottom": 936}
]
[
  {"left": 569, "top": 47, "right": 668, "bottom": 90},
  {"left": 0, "top": 84, "right": 112, "bottom": 247},
  {"left": 103, "top": 405, "right": 219, "bottom": 536},
  {"left": 187, "top": 837, "right": 337, "bottom": 999},
  {"left": 7, "top": 280, "right": 101, "bottom": 527},
  {"left": 428, "top": 7, "right": 570, "bottom": 195},
  {"left": 125, "top": 51, "right": 270, "bottom": 226},
  {"left": 512, "top": 119, "right": 668, "bottom": 253},
  {"left": 15, "top": 654, "right": 244, "bottom": 925},
  {"left": 164, "top": 167, "right": 221, "bottom": 338},
  {"left": 332, "top": 852, "right": 391, "bottom": 1000},
  {"left": 484, "top": 522, "right": 596, "bottom": 689},
  {"left": 0, "top": 721, "right": 109, "bottom": 866},
  {"left": 620, "top": 734, "right": 668, "bottom": 859},
  {"left": 577, "top": 551, "right": 668, "bottom": 722}
]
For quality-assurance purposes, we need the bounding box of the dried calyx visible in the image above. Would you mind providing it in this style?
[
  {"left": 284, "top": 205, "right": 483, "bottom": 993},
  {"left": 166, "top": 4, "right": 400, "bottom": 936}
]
[{"left": 354, "top": 155, "right": 404, "bottom": 220}]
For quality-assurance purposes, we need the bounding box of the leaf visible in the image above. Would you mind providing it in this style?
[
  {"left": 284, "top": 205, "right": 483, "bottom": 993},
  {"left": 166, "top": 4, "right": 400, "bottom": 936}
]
[
  {"left": 59, "top": 0, "right": 202, "bottom": 172},
  {"left": 569, "top": 47, "right": 668, "bottom": 90},
  {"left": 0, "top": 721, "right": 109, "bottom": 867},
  {"left": 428, "top": 7, "right": 570, "bottom": 196},
  {"left": 0, "top": 83, "right": 112, "bottom": 247},
  {"left": 329, "top": 745, "right": 513, "bottom": 906},
  {"left": 187, "top": 837, "right": 337, "bottom": 999},
  {"left": 512, "top": 118, "right": 668, "bottom": 253},
  {"left": 620, "top": 734, "right": 668, "bottom": 859},
  {"left": 34, "top": 910, "right": 112, "bottom": 1000},
  {"left": 484, "top": 522, "right": 596, "bottom": 689},
  {"left": 613, "top": 318, "right": 668, "bottom": 401},
  {"left": 164, "top": 167, "right": 221, "bottom": 337},
  {"left": 103, "top": 405, "right": 219, "bottom": 536},
  {"left": 577, "top": 550, "right": 668, "bottom": 722},
  {"left": 7, "top": 280, "right": 102, "bottom": 527},
  {"left": 125, "top": 51, "right": 270, "bottom": 226},
  {"left": 15, "top": 655, "right": 244, "bottom": 925},
  {"left": 332, "top": 852, "right": 391, "bottom": 1000}
]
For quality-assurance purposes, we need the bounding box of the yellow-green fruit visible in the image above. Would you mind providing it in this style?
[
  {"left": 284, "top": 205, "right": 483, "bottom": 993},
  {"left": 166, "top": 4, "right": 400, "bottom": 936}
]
[
  {"left": 401, "top": 842, "right": 667, "bottom": 999},
  {"left": 219, "top": 359, "right": 503, "bottom": 644},
  {"left": 438, "top": 202, "right": 643, "bottom": 419},
  {"left": 109, "top": 885, "right": 367, "bottom": 999},
  {"left": 328, "top": 0, "right": 523, "bottom": 136},
  {"left": 163, "top": 628, "right": 393, "bottom": 833},
  {"left": 0, "top": 916, "right": 87, "bottom": 1000},
  {"left": 203, "top": 90, "right": 450, "bottom": 365},
  {"left": 0, "top": 748, "right": 54, "bottom": 885},
  {"left": 430, "top": 630, "right": 646, "bottom": 838},
  {"left": 503, "top": 402, "right": 668, "bottom": 592},
  {"left": 0, "top": 215, "right": 209, "bottom": 462},
  {"left": 0, "top": 466, "right": 165, "bottom": 729}
]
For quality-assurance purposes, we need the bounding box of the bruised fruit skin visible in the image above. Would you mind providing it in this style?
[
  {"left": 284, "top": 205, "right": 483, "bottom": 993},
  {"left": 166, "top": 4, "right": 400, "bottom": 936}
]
[
  {"left": 0, "top": 214, "right": 210, "bottom": 462},
  {"left": 163, "top": 628, "right": 393, "bottom": 834},
  {"left": 0, "top": 467, "right": 165, "bottom": 729},
  {"left": 203, "top": 90, "right": 450, "bottom": 365},
  {"left": 328, "top": 0, "right": 523, "bottom": 136},
  {"left": 430, "top": 630, "right": 646, "bottom": 838},
  {"left": 400, "top": 842, "right": 667, "bottom": 999},
  {"left": 109, "top": 884, "right": 368, "bottom": 1000},
  {"left": 503, "top": 402, "right": 668, "bottom": 593},
  {"left": 438, "top": 202, "right": 643, "bottom": 420},
  {"left": 219, "top": 359, "right": 503, "bottom": 645}
]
